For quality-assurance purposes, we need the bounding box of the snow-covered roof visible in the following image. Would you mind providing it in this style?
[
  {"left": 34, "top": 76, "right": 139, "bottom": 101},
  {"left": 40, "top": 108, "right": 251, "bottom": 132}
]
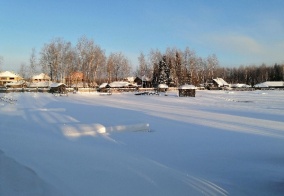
[
  {"left": 99, "top": 83, "right": 109, "bottom": 88},
  {"left": 254, "top": 81, "right": 284, "bottom": 88},
  {"left": 158, "top": 84, "right": 168, "bottom": 89},
  {"left": 213, "top": 78, "right": 229, "bottom": 87},
  {"left": 32, "top": 73, "right": 50, "bottom": 80},
  {"left": 231, "top": 83, "right": 251, "bottom": 88},
  {"left": 178, "top": 84, "right": 196, "bottom": 89},
  {"left": 125, "top": 77, "right": 135, "bottom": 83},
  {"left": 0, "top": 71, "right": 22, "bottom": 78},
  {"left": 28, "top": 81, "right": 52, "bottom": 88},
  {"left": 4, "top": 80, "right": 25, "bottom": 87},
  {"left": 109, "top": 81, "right": 131, "bottom": 88},
  {"left": 50, "top": 83, "right": 66, "bottom": 88}
]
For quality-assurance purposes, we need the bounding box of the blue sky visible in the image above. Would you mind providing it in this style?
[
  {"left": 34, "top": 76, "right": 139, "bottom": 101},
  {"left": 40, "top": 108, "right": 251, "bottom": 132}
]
[{"left": 1, "top": 0, "right": 284, "bottom": 71}]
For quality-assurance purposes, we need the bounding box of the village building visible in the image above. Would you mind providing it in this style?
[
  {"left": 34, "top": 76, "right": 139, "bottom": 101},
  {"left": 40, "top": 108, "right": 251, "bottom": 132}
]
[
  {"left": 178, "top": 84, "right": 197, "bottom": 97},
  {"left": 254, "top": 81, "right": 284, "bottom": 89},
  {"left": 28, "top": 73, "right": 51, "bottom": 88},
  {"left": 0, "top": 71, "right": 23, "bottom": 87},
  {"left": 32, "top": 73, "right": 51, "bottom": 82},
  {"left": 212, "top": 78, "right": 229, "bottom": 88},
  {"left": 49, "top": 83, "right": 68, "bottom": 95},
  {"left": 157, "top": 83, "right": 168, "bottom": 92},
  {"left": 141, "top": 75, "right": 152, "bottom": 88}
]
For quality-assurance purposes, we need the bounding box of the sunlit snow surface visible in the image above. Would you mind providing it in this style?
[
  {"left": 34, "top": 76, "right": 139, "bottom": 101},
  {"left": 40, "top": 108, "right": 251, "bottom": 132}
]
[{"left": 1, "top": 90, "right": 284, "bottom": 195}]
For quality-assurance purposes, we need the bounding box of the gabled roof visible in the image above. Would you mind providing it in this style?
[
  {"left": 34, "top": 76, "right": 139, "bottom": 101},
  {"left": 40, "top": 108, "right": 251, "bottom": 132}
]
[
  {"left": 32, "top": 73, "right": 50, "bottom": 80},
  {"left": 0, "top": 71, "right": 22, "bottom": 78},
  {"left": 213, "top": 78, "right": 229, "bottom": 86}
]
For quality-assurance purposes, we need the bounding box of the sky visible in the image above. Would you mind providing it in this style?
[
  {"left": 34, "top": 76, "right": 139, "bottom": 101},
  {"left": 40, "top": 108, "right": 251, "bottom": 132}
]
[{"left": 1, "top": 0, "right": 284, "bottom": 72}]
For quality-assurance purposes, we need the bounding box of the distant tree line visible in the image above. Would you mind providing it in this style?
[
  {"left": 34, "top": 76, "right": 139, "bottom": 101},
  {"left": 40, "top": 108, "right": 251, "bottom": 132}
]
[
  {"left": 18, "top": 36, "right": 131, "bottom": 87},
  {"left": 215, "top": 64, "right": 284, "bottom": 86},
  {"left": 135, "top": 47, "right": 219, "bottom": 87},
  {"left": 10, "top": 36, "right": 284, "bottom": 87}
]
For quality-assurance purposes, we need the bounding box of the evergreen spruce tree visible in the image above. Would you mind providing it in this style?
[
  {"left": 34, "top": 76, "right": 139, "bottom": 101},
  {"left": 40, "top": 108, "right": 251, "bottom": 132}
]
[{"left": 157, "top": 55, "right": 171, "bottom": 85}]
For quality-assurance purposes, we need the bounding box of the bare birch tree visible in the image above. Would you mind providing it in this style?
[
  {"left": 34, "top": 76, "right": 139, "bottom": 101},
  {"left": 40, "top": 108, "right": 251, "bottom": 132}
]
[
  {"left": 76, "top": 36, "right": 106, "bottom": 87},
  {"left": 29, "top": 48, "right": 38, "bottom": 80},
  {"left": 106, "top": 52, "right": 131, "bottom": 82}
]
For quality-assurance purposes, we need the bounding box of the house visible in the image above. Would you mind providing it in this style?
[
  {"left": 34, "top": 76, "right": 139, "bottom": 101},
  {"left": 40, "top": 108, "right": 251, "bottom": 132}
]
[
  {"left": 212, "top": 78, "right": 229, "bottom": 88},
  {"left": 178, "top": 84, "right": 197, "bottom": 97},
  {"left": 4, "top": 80, "right": 26, "bottom": 88},
  {"left": 28, "top": 73, "right": 51, "bottom": 88},
  {"left": 0, "top": 71, "right": 23, "bottom": 87},
  {"left": 142, "top": 75, "right": 152, "bottom": 88},
  {"left": 254, "top": 81, "right": 284, "bottom": 89},
  {"left": 32, "top": 73, "right": 51, "bottom": 82}
]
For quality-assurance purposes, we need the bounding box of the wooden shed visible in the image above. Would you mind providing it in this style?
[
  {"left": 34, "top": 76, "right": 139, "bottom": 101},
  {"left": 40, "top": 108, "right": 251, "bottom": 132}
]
[
  {"left": 49, "top": 83, "right": 67, "bottom": 95},
  {"left": 178, "top": 84, "right": 196, "bottom": 97}
]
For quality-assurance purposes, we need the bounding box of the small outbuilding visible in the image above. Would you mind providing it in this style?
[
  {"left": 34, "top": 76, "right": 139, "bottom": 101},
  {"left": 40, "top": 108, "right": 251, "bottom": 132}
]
[
  {"left": 178, "top": 84, "right": 197, "bottom": 97},
  {"left": 157, "top": 84, "right": 168, "bottom": 92},
  {"left": 49, "top": 83, "right": 67, "bottom": 95}
]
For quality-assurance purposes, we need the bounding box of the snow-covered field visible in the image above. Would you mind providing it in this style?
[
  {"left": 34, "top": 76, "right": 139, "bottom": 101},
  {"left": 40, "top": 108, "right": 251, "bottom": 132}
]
[{"left": 1, "top": 90, "right": 284, "bottom": 196}]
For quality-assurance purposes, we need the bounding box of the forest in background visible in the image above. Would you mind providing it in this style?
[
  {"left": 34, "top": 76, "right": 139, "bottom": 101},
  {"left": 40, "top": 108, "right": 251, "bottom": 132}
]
[{"left": 1, "top": 36, "right": 283, "bottom": 87}]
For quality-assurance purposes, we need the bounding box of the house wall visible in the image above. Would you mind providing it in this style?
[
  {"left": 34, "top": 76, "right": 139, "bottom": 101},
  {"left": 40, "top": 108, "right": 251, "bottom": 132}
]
[{"left": 0, "top": 76, "right": 22, "bottom": 87}]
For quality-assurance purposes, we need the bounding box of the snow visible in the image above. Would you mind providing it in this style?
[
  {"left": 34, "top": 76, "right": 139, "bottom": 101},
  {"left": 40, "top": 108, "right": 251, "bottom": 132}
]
[
  {"left": 255, "top": 81, "right": 284, "bottom": 88},
  {"left": 213, "top": 78, "right": 229, "bottom": 87},
  {"left": 32, "top": 73, "right": 51, "bottom": 80},
  {"left": 1, "top": 90, "right": 284, "bottom": 195},
  {"left": 50, "top": 83, "right": 66, "bottom": 88},
  {"left": 109, "top": 81, "right": 132, "bottom": 88},
  {"left": 0, "top": 71, "right": 21, "bottom": 78},
  {"left": 28, "top": 81, "right": 52, "bottom": 88},
  {"left": 158, "top": 84, "right": 168, "bottom": 89},
  {"left": 179, "top": 84, "right": 196, "bottom": 89}
]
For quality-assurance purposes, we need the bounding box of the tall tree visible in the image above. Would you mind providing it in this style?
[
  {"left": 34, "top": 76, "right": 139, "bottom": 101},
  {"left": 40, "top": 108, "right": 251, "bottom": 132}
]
[
  {"left": 137, "top": 52, "right": 152, "bottom": 79},
  {"left": 106, "top": 52, "right": 131, "bottom": 82},
  {"left": 18, "top": 63, "right": 28, "bottom": 79},
  {"left": 29, "top": 48, "right": 38, "bottom": 80},
  {"left": 157, "top": 55, "right": 171, "bottom": 85},
  {"left": 76, "top": 36, "right": 105, "bottom": 87}
]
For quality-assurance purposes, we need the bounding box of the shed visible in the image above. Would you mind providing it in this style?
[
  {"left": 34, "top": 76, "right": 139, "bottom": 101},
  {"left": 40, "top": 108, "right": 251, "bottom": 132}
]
[
  {"left": 157, "top": 84, "right": 168, "bottom": 92},
  {"left": 49, "top": 83, "right": 67, "bottom": 94},
  {"left": 98, "top": 83, "right": 111, "bottom": 92},
  {"left": 178, "top": 84, "right": 197, "bottom": 97}
]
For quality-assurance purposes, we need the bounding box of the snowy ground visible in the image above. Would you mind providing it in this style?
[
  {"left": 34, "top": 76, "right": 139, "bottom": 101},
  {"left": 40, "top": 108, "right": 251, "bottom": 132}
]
[{"left": 1, "top": 90, "right": 284, "bottom": 195}]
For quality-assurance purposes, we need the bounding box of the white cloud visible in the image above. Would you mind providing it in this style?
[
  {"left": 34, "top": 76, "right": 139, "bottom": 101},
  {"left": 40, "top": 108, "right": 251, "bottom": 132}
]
[{"left": 209, "top": 34, "right": 265, "bottom": 55}]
